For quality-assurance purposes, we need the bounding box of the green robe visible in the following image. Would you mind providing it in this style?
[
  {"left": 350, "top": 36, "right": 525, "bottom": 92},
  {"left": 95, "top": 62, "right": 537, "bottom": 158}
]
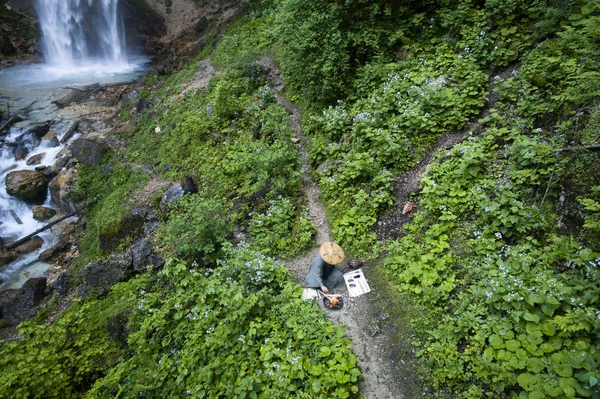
[{"left": 305, "top": 254, "right": 344, "bottom": 291}]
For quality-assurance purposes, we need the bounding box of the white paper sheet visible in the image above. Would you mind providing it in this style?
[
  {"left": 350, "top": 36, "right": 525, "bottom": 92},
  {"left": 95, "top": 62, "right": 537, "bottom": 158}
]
[{"left": 343, "top": 269, "right": 371, "bottom": 297}]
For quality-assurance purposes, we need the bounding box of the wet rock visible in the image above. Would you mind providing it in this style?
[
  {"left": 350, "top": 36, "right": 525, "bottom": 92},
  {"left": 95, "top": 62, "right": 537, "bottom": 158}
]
[
  {"left": 38, "top": 240, "right": 69, "bottom": 262},
  {"left": 78, "top": 252, "right": 134, "bottom": 296},
  {"left": 32, "top": 205, "right": 56, "bottom": 221},
  {"left": 49, "top": 168, "right": 78, "bottom": 214},
  {"left": 0, "top": 251, "right": 18, "bottom": 267},
  {"left": 160, "top": 183, "right": 184, "bottom": 211},
  {"left": 69, "top": 133, "right": 108, "bottom": 166},
  {"left": 26, "top": 152, "right": 45, "bottom": 166},
  {"left": 14, "top": 146, "right": 28, "bottom": 161},
  {"left": 0, "top": 277, "right": 47, "bottom": 325},
  {"left": 132, "top": 238, "right": 164, "bottom": 272},
  {"left": 42, "top": 129, "right": 57, "bottom": 141},
  {"left": 5, "top": 169, "right": 48, "bottom": 202},
  {"left": 15, "top": 236, "right": 43, "bottom": 253},
  {"left": 28, "top": 122, "right": 52, "bottom": 138},
  {"left": 43, "top": 130, "right": 60, "bottom": 147},
  {"left": 51, "top": 147, "right": 72, "bottom": 174}
]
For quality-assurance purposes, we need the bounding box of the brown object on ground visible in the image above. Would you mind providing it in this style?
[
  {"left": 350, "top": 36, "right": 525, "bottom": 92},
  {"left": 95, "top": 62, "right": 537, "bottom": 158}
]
[
  {"left": 319, "top": 242, "right": 344, "bottom": 265},
  {"left": 402, "top": 202, "right": 414, "bottom": 215}
]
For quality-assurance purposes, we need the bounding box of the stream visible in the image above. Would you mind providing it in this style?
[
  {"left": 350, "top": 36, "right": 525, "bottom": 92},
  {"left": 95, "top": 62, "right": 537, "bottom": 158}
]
[{"left": 0, "top": 0, "right": 149, "bottom": 291}]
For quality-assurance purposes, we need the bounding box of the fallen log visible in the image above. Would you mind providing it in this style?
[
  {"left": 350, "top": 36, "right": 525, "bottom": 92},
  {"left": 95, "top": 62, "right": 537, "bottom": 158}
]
[
  {"left": 0, "top": 115, "right": 21, "bottom": 135},
  {"left": 60, "top": 120, "right": 80, "bottom": 144},
  {"left": 4, "top": 199, "right": 98, "bottom": 251}
]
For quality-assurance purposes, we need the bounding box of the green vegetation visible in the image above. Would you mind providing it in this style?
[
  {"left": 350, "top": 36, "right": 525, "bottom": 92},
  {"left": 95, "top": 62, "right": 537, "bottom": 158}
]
[{"left": 2, "top": 0, "right": 600, "bottom": 398}]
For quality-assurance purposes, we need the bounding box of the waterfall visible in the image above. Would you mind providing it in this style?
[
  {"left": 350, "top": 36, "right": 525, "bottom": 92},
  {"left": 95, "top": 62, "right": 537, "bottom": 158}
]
[{"left": 35, "top": 0, "right": 128, "bottom": 69}]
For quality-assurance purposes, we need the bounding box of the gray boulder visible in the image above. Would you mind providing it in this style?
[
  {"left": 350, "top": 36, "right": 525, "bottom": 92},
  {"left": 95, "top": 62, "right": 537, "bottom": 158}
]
[
  {"left": 160, "top": 183, "right": 184, "bottom": 211},
  {"left": 132, "top": 238, "right": 164, "bottom": 272},
  {"left": 79, "top": 252, "right": 134, "bottom": 296},
  {"left": 0, "top": 278, "right": 47, "bottom": 325},
  {"left": 5, "top": 170, "right": 48, "bottom": 202},
  {"left": 69, "top": 134, "right": 109, "bottom": 166}
]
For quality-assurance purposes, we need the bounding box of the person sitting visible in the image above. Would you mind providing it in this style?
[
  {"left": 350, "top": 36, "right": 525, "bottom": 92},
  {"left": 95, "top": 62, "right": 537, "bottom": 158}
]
[{"left": 305, "top": 242, "right": 344, "bottom": 293}]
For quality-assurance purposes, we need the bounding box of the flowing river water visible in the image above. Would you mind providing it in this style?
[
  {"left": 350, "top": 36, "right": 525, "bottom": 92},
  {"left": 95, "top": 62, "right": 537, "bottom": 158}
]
[{"left": 0, "top": 0, "right": 148, "bottom": 291}]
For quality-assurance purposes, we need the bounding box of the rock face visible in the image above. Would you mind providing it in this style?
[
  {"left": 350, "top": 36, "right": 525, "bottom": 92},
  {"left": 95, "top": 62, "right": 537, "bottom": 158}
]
[
  {"left": 69, "top": 134, "right": 109, "bottom": 166},
  {"left": 32, "top": 205, "right": 56, "bottom": 221},
  {"left": 49, "top": 168, "right": 78, "bottom": 214},
  {"left": 119, "top": 0, "right": 166, "bottom": 54},
  {"left": 5, "top": 170, "right": 48, "bottom": 202},
  {"left": 0, "top": 278, "right": 47, "bottom": 325},
  {"left": 79, "top": 252, "right": 134, "bottom": 296},
  {"left": 132, "top": 238, "right": 164, "bottom": 272}
]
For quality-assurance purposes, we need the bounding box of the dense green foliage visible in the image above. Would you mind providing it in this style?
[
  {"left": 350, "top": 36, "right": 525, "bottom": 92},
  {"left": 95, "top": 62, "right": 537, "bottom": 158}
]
[
  {"left": 274, "top": 0, "right": 600, "bottom": 397},
  {"left": 2, "top": 0, "right": 600, "bottom": 397},
  {"left": 0, "top": 249, "right": 360, "bottom": 398}
]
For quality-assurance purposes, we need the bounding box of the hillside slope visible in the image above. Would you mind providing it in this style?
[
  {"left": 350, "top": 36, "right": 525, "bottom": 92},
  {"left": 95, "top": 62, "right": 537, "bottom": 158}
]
[{"left": 1, "top": 1, "right": 599, "bottom": 398}]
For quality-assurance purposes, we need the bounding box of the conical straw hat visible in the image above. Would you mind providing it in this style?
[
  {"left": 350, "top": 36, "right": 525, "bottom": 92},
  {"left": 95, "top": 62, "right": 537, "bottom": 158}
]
[{"left": 319, "top": 242, "right": 345, "bottom": 265}]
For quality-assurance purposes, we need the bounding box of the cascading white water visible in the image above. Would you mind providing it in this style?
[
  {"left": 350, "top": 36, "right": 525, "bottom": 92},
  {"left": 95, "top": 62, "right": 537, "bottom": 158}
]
[{"left": 36, "top": 0, "right": 128, "bottom": 70}]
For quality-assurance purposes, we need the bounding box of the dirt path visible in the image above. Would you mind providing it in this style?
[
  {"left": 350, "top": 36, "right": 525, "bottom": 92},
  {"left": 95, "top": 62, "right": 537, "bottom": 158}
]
[{"left": 258, "top": 57, "right": 423, "bottom": 399}]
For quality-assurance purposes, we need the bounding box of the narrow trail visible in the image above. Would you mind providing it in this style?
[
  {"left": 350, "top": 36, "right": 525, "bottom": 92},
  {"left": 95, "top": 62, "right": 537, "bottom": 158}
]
[{"left": 258, "top": 57, "right": 422, "bottom": 399}]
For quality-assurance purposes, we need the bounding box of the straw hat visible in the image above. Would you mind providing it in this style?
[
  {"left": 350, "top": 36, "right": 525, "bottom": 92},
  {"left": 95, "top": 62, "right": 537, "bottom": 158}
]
[{"left": 319, "top": 242, "right": 345, "bottom": 265}]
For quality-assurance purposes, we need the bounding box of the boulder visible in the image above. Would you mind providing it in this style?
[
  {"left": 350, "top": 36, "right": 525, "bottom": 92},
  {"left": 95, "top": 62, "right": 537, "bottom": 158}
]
[
  {"left": 28, "top": 122, "right": 52, "bottom": 138},
  {"left": 5, "top": 170, "right": 48, "bottom": 202},
  {"left": 15, "top": 236, "right": 43, "bottom": 253},
  {"left": 26, "top": 152, "right": 45, "bottom": 166},
  {"left": 38, "top": 240, "right": 69, "bottom": 262},
  {"left": 42, "top": 129, "right": 57, "bottom": 142},
  {"left": 132, "top": 238, "right": 164, "bottom": 272},
  {"left": 51, "top": 147, "right": 72, "bottom": 174},
  {"left": 49, "top": 168, "right": 78, "bottom": 214},
  {"left": 0, "top": 277, "right": 47, "bottom": 325},
  {"left": 14, "top": 147, "right": 28, "bottom": 161},
  {"left": 32, "top": 205, "right": 56, "bottom": 221},
  {"left": 160, "top": 183, "right": 184, "bottom": 211},
  {"left": 69, "top": 134, "right": 109, "bottom": 166},
  {"left": 79, "top": 252, "right": 134, "bottom": 296}
]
